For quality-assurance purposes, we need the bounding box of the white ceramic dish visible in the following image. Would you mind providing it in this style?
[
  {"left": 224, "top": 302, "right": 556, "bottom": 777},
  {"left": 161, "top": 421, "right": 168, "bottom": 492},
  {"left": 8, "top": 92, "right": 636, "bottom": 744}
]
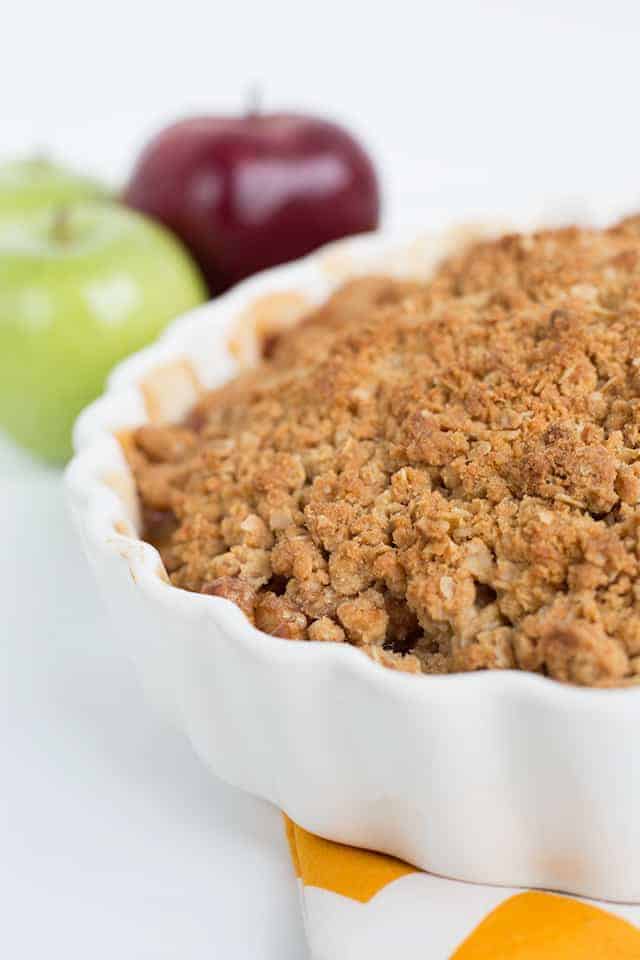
[{"left": 66, "top": 225, "right": 640, "bottom": 904}]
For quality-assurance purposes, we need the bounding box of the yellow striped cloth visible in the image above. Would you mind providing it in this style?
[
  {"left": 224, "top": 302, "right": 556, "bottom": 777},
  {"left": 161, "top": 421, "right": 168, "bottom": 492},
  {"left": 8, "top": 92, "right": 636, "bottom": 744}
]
[{"left": 284, "top": 818, "right": 640, "bottom": 959}]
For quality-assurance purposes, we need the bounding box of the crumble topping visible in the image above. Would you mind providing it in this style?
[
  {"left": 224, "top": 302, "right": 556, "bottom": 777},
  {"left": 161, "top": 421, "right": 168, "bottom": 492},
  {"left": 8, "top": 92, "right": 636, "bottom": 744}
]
[{"left": 127, "top": 216, "right": 640, "bottom": 686}]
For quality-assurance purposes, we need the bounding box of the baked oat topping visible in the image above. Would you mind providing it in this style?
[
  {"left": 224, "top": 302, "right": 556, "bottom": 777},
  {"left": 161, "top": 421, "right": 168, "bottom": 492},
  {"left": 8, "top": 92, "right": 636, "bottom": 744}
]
[{"left": 127, "top": 216, "right": 640, "bottom": 686}]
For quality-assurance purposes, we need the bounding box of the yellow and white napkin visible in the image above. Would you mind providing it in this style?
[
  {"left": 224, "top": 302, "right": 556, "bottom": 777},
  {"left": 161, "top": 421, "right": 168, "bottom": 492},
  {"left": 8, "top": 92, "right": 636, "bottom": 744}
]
[{"left": 284, "top": 818, "right": 640, "bottom": 959}]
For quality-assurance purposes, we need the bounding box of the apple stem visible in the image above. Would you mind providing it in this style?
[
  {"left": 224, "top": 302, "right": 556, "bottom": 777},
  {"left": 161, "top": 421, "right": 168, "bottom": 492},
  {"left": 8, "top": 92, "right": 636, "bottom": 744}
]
[
  {"left": 246, "top": 83, "right": 262, "bottom": 117},
  {"left": 51, "top": 208, "right": 72, "bottom": 246},
  {"left": 27, "top": 151, "right": 51, "bottom": 170}
]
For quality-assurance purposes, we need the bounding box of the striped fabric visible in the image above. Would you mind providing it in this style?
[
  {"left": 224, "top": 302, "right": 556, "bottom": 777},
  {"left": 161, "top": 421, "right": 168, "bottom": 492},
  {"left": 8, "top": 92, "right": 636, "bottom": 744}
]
[{"left": 284, "top": 818, "right": 640, "bottom": 959}]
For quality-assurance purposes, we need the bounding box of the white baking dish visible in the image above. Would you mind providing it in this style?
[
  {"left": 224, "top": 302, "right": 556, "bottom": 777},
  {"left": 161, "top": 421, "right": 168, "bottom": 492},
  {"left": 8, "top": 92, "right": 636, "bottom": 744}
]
[{"left": 66, "top": 224, "right": 640, "bottom": 904}]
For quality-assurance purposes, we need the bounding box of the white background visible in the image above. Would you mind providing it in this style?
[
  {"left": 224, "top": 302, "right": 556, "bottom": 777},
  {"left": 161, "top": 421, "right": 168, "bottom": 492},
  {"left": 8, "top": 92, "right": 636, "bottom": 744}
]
[{"left": 3, "top": 1, "right": 640, "bottom": 957}]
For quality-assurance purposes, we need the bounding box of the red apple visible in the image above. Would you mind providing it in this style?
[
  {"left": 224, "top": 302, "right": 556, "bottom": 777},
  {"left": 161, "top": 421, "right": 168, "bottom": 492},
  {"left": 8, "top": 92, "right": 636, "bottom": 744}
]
[{"left": 124, "top": 113, "right": 380, "bottom": 294}]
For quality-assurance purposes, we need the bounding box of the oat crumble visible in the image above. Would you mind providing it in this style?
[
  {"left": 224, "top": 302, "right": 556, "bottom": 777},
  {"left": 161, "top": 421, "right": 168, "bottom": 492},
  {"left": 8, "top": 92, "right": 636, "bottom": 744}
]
[{"left": 127, "top": 216, "right": 640, "bottom": 687}]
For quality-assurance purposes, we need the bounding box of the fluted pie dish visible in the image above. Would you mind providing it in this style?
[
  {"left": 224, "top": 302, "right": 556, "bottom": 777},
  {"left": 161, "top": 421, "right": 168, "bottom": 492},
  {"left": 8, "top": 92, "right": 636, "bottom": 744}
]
[{"left": 67, "top": 219, "right": 640, "bottom": 903}]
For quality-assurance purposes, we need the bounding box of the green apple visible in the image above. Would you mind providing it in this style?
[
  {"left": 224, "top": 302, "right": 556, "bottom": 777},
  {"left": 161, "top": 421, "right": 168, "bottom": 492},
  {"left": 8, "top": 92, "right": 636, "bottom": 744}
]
[
  {"left": 0, "top": 203, "right": 207, "bottom": 462},
  {"left": 0, "top": 157, "right": 108, "bottom": 218}
]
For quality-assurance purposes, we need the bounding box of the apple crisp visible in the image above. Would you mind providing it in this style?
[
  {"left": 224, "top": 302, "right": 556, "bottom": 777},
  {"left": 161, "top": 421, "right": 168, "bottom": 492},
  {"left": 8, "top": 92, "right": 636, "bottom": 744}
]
[{"left": 128, "top": 216, "right": 640, "bottom": 686}]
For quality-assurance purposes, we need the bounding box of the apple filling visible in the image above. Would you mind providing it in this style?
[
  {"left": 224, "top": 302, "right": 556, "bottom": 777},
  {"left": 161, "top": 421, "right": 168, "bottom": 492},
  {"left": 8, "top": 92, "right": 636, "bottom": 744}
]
[{"left": 127, "top": 217, "right": 640, "bottom": 686}]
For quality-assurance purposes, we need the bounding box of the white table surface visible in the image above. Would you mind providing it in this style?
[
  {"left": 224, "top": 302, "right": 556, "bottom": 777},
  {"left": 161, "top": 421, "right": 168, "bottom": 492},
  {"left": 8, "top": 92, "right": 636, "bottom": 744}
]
[{"left": 1, "top": 435, "right": 308, "bottom": 959}]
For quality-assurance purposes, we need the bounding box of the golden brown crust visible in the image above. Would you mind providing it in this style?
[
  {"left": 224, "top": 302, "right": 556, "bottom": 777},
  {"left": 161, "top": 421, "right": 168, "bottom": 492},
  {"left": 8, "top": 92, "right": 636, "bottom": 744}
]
[{"left": 128, "top": 217, "right": 640, "bottom": 686}]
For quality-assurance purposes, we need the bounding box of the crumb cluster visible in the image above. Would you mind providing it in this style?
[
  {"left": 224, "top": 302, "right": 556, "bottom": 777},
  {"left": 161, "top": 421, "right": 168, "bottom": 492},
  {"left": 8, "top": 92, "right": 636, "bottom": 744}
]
[{"left": 127, "top": 216, "right": 640, "bottom": 686}]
